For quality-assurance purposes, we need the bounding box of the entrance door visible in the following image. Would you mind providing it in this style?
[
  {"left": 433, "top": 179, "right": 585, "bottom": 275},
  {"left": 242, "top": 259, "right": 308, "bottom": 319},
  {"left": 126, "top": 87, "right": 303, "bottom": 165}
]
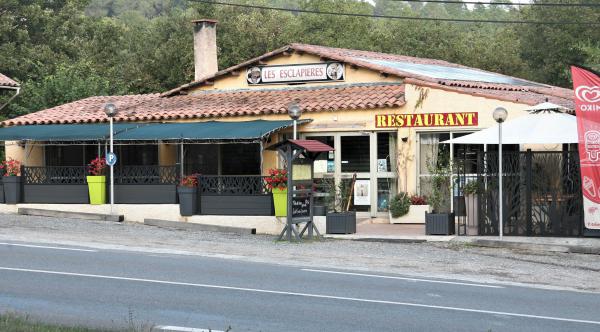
[{"left": 304, "top": 131, "right": 397, "bottom": 217}]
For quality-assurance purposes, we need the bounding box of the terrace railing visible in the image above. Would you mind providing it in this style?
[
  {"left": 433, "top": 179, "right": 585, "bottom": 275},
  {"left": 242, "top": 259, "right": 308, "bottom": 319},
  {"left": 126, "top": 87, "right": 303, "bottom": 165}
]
[
  {"left": 23, "top": 166, "right": 87, "bottom": 185},
  {"left": 114, "top": 165, "right": 179, "bottom": 185},
  {"left": 198, "top": 175, "right": 268, "bottom": 195}
]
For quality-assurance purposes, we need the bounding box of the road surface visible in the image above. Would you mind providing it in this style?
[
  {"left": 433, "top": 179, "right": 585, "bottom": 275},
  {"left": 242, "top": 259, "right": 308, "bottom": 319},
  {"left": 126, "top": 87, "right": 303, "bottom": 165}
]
[{"left": 0, "top": 240, "right": 598, "bottom": 331}]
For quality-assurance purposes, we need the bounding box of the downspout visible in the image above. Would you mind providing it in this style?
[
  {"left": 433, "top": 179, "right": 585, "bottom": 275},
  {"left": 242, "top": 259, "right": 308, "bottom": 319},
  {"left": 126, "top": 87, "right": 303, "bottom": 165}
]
[{"left": 0, "top": 87, "right": 20, "bottom": 113}]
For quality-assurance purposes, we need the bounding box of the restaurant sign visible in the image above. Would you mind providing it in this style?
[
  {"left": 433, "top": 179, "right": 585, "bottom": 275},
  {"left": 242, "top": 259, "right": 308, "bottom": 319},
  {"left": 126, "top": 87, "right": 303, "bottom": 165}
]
[
  {"left": 375, "top": 112, "right": 478, "bottom": 128},
  {"left": 247, "top": 62, "right": 345, "bottom": 85}
]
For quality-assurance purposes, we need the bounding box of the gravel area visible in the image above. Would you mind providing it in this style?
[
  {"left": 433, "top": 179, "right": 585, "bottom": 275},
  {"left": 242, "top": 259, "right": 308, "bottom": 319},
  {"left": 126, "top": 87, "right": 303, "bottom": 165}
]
[{"left": 0, "top": 213, "right": 599, "bottom": 292}]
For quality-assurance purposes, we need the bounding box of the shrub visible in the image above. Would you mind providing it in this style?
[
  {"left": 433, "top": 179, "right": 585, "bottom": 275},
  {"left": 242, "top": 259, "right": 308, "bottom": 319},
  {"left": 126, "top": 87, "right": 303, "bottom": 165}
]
[
  {"left": 463, "top": 180, "right": 480, "bottom": 195},
  {"left": 410, "top": 195, "right": 427, "bottom": 205},
  {"left": 0, "top": 158, "right": 21, "bottom": 176},
  {"left": 180, "top": 174, "right": 199, "bottom": 188},
  {"left": 265, "top": 168, "right": 288, "bottom": 191},
  {"left": 390, "top": 192, "right": 411, "bottom": 218},
  {"left": 87, "top": 157, "right": 106, "bottom": 176}
]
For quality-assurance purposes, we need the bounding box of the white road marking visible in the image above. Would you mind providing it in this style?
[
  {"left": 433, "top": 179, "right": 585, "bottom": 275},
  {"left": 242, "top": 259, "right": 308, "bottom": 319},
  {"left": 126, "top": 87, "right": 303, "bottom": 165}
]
[
  {"left": 0, "top": 266, "right": 598, "bottom": 326},
  {"left": 302, "top": 268, "right": 504, "bottom": 289},
  {"left": 0, "top": 242, "right": 97, "bottom": 252},
  {"left": 153, "top": 326, "right": 224, "bottom": 332}
]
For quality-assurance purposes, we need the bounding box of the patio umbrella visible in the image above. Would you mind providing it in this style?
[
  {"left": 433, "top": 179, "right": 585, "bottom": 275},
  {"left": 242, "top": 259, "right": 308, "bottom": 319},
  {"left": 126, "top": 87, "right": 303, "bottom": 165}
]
[
  {"left": 443, "top": 111, "right": 577, "bottom": 145},
  {"left": 524, "top": 102, "right": 570, "bottom": 113}
]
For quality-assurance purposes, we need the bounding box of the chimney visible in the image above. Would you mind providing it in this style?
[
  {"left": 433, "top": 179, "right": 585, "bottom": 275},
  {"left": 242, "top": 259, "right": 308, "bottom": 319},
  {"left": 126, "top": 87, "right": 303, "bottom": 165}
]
[{"left": 192, "top": 19, "right": 218, "bottom": 81}]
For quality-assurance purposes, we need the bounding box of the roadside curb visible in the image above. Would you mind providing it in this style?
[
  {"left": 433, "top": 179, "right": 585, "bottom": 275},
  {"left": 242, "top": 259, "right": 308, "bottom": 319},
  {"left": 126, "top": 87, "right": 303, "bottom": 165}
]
[
  {"left": 144, "top": 218, "right": 256, "bottom": 235},
  {"left": 462, "top": 239, "right": 600, "bottom": 255},
  {"left": 17, "top": 208, "right": 123, "bottom": 222}
]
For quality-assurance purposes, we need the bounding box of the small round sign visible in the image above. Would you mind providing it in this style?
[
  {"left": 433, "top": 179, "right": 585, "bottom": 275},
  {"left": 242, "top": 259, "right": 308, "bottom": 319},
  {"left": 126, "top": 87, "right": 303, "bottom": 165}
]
[{"left": 106, "top": 152, "right": 117, "bottom": 166}]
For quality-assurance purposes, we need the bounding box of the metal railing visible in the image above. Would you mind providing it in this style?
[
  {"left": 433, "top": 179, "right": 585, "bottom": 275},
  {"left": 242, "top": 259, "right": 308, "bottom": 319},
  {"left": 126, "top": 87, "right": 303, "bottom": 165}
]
[
  {"left": 198, "top": 175, "right": 268, "bottom": 195},
  {"left": 114, "top": 165, "right": 179, "bottom": 185},
  {"left": 23, "top": 166, "right": 87, "bottom": 185}
]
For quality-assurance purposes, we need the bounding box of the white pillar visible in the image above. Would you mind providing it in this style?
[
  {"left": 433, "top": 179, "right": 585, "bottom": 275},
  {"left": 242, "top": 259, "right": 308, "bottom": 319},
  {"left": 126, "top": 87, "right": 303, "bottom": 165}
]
[{"left": 109, "top": 117, "right": 114, "bottom": 215}]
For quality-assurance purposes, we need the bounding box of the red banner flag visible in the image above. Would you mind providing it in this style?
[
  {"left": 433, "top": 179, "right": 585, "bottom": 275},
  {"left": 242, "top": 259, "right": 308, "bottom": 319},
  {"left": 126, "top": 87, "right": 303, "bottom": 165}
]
[{"left": 571, "top": 65, "right": 600, "bottom": 229}]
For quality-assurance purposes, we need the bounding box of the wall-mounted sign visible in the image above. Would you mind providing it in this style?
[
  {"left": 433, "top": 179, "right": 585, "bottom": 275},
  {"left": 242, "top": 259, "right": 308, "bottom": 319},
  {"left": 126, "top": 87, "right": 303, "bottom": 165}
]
[
  {"left": 375, "top": 112, "right": 478, "bottom": 128},
  {"left": 247, "top": 62, "right": 345, "bottom": 85}
]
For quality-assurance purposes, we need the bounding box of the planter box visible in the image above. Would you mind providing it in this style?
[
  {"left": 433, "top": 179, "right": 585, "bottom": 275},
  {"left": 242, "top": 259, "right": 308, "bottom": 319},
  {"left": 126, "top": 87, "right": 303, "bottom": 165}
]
[
  {"left": 87, "top": 175, "right": 106, "bottom": 205},
  {"left": 114, "top": 184, "right": 177, "bottom": 204},
  {"left": 23, "top": 185, "right": 88, "bottom": 203},
  {"left": 390, "top": 205, "right": 431, "bottom": 224},
  {"left": 464, "top": 194, "right": 479, "bottom": 236},
  {"left": 0, "top": 184, "right": 4, "bottom": 203},
  {"left": 3, "top": 176, "right": 22, "bottom": 204},
  {"left": 272, "top": 188, "right": 287, "bottom": 217},
  {"left": 326, "top": 211, "right": 356, "bottom": 234},
  {"left": 425, "top": 212, "right": 455, "bottom": 235},
  {"left": 178, "top": 186, "right": 197, "bottom": 216},
  {"left": 200, "top": 195, "right": 273, "bottom": 216},
  {"left": 313, "top": 205, "right": 327, "bottom": 216}
]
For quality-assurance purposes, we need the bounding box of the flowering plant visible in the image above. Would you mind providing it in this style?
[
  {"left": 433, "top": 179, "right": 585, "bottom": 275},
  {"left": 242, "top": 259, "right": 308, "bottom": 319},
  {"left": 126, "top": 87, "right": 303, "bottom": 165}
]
[
  {"left": 265, "top": 168, "right": 287, "bottom": 190},
  {"left": 180, "top": 174, "right": 199, "bottom": 188},
  {"left": 409, "top": 195, "right": 427, "bottom": 205},
  {"left": 0, "top": 158, "right": 21, "bottom": 176},
  {"left": 88, "top": 157, "right": 106, "bottom": 176}
]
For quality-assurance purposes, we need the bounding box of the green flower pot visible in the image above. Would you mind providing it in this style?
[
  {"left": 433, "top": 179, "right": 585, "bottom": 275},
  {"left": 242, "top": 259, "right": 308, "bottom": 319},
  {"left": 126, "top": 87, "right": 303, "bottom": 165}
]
[
  {"left": 272, "top": 187, "right": 287, "bottom": 217},
  {"left": 87, "top": 175, "right": 106, "bottom": 205}
]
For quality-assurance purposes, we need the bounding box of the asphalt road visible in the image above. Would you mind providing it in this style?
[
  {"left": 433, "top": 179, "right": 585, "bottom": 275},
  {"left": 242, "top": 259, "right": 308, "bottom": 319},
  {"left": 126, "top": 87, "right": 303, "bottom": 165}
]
[{"left": 0, "top": 241, "right": 598, "bottom": 332}]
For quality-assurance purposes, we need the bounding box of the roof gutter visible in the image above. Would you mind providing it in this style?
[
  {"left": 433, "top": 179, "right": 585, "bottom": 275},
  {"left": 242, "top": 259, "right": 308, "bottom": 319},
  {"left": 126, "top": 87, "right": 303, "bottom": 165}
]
[{"left": 0, "top": 86, "right": 20, "bottom": 113}]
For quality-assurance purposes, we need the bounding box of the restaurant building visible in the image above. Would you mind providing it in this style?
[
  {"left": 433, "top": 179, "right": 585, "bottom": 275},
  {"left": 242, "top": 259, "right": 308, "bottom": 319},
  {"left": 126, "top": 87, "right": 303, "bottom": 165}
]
[{"left": 0, "top": 20, "right": 574, "bottom": 226}]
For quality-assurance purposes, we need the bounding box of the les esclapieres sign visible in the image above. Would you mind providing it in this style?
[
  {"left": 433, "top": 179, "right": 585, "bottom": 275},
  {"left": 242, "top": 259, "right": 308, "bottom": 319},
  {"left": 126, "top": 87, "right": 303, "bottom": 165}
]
[
  {"left": 247, "top": 62, "right": 344, "bottom": 85},
  {"left": 375, "top": 112, "right": 478, "bottom": 128}
]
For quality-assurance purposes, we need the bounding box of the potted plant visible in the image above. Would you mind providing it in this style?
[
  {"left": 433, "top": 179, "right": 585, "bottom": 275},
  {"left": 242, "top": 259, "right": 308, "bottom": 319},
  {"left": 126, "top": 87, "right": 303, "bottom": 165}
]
[
  {"left": 389, "top": 194, "right": 431, "bottom": 224},
  {"left": 87, "top": 157, "right": 106, "bottom": 205},
  {"left": 463, "top": 180, "right": 480, "bottom": 235},
  {"left": 313, "top": 178, "right": 333, "bottom": 216},
  {"left": 425, "top": 160, "right": 455, "bottom": 235},
  {"left": 1, "top": 158, "right": 21, "bottom": 204},
  {"left": 266, "top": 168, "right": 288, "bottom": 217},
  {"left": 326, "top": 180, "right": 356, "bottom": 234},
  {"left": 178, "top": 174, "right": 198, "bottom": 216}
]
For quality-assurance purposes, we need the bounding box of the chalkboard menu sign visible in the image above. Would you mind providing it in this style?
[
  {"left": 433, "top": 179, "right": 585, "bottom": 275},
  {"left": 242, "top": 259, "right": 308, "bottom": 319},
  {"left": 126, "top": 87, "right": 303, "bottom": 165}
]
[{"left": 292, "top": 195, "right": 311, "bottom": 218}]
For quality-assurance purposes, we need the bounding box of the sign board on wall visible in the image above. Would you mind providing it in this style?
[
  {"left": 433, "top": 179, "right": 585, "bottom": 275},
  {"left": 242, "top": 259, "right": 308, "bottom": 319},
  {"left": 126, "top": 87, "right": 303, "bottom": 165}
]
[
  {"left": 375, "top": 112, "right": 478, "bottom": 128},
  {"left": 247, "top": 62, "right": 345, "bottom": 85}
]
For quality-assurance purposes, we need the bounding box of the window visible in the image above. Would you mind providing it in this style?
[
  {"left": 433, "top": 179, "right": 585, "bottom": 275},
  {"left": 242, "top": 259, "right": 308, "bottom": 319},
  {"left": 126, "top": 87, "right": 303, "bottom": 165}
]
[
  {"left": 117, "top": 145, "right": 158, "bottom": 166},
  {"left": 310, "top": 136, "right": 334, "bottom": 174},
  {"left": 185, "top": 144, "right": 218, "bottom": 175},
  {"left": 45, "top": 145, "right": 98, "bottom": 166},
  {"left": 221, "top": 144, "right": 260, "bottom": 175},
  {"left": 377, "top": 132, "right": 397, "bottom": 172},
  {"left": 341, "top": 135, "right": 370, "bottom": 172}
]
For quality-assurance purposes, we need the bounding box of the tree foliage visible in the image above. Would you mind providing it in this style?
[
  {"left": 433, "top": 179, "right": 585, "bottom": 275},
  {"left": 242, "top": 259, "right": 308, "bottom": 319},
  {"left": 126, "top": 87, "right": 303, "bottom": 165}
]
[{"left": 0, "top": 0, "right": 598, "bottom": 119}]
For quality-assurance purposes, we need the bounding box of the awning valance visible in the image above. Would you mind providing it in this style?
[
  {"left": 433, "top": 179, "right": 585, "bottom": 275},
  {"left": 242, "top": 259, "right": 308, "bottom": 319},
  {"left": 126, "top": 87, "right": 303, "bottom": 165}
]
[{"left": 0, "top": 120, "right": 307, "bottom": 142}]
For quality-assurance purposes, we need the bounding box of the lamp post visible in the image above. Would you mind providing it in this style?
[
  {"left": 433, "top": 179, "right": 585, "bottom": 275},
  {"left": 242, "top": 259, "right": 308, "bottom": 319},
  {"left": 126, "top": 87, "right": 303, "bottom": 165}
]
[
  {"left": 287, "top": 100, "right": 302, "bottom": 140},
  {"left": 104, "top": 103, "right": 118, "bottom": 215},
  {"left": 493, "top": 107, "right": 508, "bottom": 239}
]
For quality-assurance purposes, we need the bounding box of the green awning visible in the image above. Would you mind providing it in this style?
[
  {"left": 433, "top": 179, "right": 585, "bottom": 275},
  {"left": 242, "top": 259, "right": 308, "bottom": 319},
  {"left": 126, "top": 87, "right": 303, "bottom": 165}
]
[
  {"left": 0, "top": 123, "right": 143, "bottom": 141},
  {"left": 0, "top": 120, "right": 306, "bottom": 142}
]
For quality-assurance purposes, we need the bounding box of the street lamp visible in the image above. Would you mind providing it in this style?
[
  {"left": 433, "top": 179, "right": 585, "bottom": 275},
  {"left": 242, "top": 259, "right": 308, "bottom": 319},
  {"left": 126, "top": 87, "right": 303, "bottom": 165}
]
[
  {"left": 493, "top": 106, "right": 508, "bottom": 239},
  {"left": 104, "top": 103, "right": 117, "bottom": 215},
  {"left": 287, "top": 100, "right": 302, "bottom": 140}
]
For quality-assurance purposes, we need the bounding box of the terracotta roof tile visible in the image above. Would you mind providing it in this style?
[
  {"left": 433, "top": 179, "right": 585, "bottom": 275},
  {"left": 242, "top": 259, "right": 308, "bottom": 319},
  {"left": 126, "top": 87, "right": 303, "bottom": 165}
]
[
  {"left": 2, "top": 83, "right": 405, "bottom": 126},
  {"left": 162, "top": 44, "right": 572, "bottom": 108},
  {"left": 0, "top": 73, "right": 19, "bottom": 88}
]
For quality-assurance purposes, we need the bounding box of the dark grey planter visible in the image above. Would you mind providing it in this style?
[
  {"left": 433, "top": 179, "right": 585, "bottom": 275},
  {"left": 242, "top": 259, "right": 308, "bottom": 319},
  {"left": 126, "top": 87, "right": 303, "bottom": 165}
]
[
  {"left": 326, "top": 211, "right": 356, "bottom": 234},
  {"left": 313, "top": 205, "right": 327, "bottom": 216},
  {"left": 0, "top": 184, "right": 4, "bottom": 203},
  {"left": 425, "top": 212, "right": 455, "bottom": 235},
  {"left": 177, "top": 186, "right": 197, "bottom": 216},
  {"left": 3, "top": 176, "right": 22, "bottom": 204}
]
